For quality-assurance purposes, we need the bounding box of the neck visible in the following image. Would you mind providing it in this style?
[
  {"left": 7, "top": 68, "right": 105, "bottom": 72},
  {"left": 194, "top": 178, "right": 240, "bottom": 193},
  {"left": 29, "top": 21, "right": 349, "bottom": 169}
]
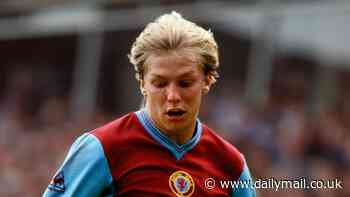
[
  {"left": 166, "top": 124, "right": 196, "bottom": 145},
  {"left": 144, "top": 108, "right": 196, "bottom": 145}
]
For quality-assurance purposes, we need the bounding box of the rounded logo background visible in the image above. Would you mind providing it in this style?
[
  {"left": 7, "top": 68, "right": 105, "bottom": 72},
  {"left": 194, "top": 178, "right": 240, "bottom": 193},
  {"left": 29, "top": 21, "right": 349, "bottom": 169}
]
[{"left": 169, "top": 170, "right": 195, "bottom": 197}]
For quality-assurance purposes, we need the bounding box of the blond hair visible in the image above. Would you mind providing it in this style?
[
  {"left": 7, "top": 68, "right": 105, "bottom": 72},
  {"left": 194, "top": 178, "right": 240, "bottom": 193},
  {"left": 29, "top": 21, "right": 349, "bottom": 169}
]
[{"left": 128, "top": 11, "right": 219, "bottom": 84}]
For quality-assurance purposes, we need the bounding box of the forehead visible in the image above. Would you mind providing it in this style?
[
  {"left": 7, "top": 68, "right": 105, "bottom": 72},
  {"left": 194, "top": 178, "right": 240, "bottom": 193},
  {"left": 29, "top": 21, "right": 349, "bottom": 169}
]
[{"left": 145, "top": 51, "right": 203, "bottom": 78}]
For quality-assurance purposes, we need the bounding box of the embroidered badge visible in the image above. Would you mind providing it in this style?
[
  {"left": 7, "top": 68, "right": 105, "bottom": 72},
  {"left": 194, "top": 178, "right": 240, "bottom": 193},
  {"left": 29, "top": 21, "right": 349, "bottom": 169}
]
[
  {"left": 169, "top": 170, "right": 195, "bottom": 197},
  {"left": 48, "top": 171, "right": 65, "bottom": 192}
]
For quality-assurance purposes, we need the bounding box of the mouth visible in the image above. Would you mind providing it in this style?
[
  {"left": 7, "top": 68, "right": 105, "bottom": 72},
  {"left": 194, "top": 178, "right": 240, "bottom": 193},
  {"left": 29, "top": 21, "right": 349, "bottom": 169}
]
[{"left": 166, "top": 109, "right": 186, "bottom": 118}]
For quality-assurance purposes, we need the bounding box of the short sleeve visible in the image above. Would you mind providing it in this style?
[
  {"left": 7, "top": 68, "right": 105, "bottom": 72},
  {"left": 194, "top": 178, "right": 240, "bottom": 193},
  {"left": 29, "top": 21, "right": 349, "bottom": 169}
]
[
  {"left": 43, "top": 133, "right": 113, "bottom": 197},
  {"left": 231, "top": 159, "right": 256, "bottom": 197}
]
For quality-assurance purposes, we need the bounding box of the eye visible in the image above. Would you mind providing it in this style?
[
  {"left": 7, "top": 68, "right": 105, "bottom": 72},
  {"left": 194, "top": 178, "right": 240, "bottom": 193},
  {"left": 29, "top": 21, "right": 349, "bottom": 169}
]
[
  {"left": 152, "top": 80, "right": 167, "bottom": 88},
  {"left": 179, "top": 80, "right": 194, "bottom": 88}
]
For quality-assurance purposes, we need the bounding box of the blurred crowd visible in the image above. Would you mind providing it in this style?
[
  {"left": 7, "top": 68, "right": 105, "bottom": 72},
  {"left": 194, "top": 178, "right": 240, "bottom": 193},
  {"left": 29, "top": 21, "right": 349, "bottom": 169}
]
[
  {"left": 203, "top": 88, "right": 349, "bottom": 197},
  {"left": 0, "top": 68, "right": 110, "bottom": 197},
  {"left": 0, "top": 68, "right": 349, "bottom": 197}
]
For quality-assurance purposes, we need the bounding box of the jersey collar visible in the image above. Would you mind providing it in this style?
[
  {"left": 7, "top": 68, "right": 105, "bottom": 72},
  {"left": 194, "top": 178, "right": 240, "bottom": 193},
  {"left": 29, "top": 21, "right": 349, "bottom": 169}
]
[{"left": 135, "top": 110, "right": 202, "bottom": 160}]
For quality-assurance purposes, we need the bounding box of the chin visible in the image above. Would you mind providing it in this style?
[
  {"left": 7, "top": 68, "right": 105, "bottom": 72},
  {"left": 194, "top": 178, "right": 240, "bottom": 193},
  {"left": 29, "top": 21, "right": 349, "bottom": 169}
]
[{"left": 168, "top": 122, "right": 190, "bottom": 133}]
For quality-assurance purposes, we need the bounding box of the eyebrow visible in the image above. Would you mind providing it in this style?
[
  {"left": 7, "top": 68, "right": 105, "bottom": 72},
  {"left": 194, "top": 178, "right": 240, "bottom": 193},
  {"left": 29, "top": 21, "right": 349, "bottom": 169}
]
[
  {"left": 179, "top": 70, "right": 197, "bottom": 78},
  {"left": 150, "top": 70, "right": 197, "bottom": 79},
  {"left": 149, "top": 74, "right": 166, "bottom": 80}
]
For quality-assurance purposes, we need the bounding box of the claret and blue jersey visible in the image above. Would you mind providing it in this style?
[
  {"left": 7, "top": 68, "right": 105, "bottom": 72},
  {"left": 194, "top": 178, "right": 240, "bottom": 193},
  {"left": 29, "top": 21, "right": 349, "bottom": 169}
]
[{"left": 43, "top": 110, "right": 256, "bottom": 197}]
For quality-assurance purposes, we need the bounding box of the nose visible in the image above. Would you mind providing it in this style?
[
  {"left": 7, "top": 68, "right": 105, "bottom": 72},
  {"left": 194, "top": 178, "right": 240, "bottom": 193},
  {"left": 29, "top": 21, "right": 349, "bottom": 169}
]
[{"left": 166, "top": 83, "right": 181, "bottom": 103}]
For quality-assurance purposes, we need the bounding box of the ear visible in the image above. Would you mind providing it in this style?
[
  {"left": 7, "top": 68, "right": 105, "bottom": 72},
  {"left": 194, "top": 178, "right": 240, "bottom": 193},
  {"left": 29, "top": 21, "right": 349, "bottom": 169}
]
[
  {"left": 139, "top": 80, "right": 147, "bottom": 96},
  {"left": 202, "top": 76, "right": 212, "bottom": 95}
]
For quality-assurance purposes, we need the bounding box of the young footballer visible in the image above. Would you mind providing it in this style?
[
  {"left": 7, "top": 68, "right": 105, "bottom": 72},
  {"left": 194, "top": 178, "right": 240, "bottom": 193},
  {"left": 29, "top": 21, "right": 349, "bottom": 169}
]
[{"left": 43, "top": 11, "right": 256, "bottom": 197}]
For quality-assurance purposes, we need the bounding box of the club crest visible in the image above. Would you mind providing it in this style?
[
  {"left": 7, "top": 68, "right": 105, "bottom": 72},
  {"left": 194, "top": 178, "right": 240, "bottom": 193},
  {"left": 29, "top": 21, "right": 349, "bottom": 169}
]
[{"left": 169, "top": 170, "right": 195, "bottom": 197}]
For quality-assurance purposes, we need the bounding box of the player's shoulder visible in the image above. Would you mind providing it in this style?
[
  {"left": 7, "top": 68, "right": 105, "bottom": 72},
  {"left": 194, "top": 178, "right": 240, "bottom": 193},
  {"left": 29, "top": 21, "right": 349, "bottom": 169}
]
[
  {"left": 200, "top": 123, "right": 245, "bottom": 167},
  {"left": 90, "top": 111, "right": 142, "bottom": 144}
]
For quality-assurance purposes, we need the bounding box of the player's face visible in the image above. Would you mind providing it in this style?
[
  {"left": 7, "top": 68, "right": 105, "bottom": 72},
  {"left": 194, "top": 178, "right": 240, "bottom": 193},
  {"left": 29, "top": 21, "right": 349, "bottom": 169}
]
[{"left": 141, "top": 51, "right": 210, "bottom": 137}]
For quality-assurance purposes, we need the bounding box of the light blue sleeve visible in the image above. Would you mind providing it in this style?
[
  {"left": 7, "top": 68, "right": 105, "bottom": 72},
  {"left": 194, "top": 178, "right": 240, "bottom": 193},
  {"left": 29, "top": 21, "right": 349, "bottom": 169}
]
[
  {"left": 43, "top": 133, "right": 113, "bottom": 197},
  {"left": 231, "top": 161, "right": 256, "bottom": 197}
]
